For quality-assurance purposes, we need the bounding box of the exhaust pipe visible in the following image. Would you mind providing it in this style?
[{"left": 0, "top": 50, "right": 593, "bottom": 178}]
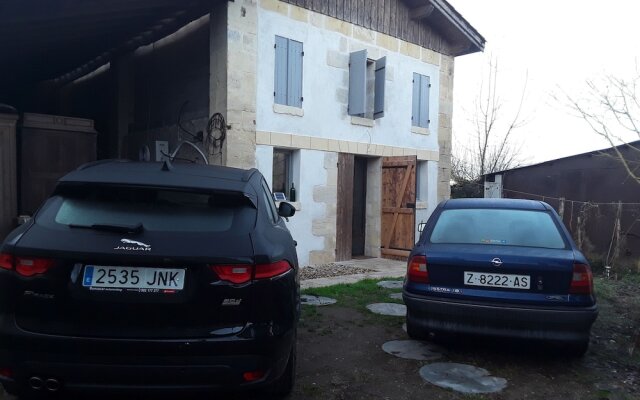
[
  {"left": 28, "top": 376, "right": 44, "bottom": 390},
  {"left": 45, "top": 378, "right": 61, "bottom": 392}
]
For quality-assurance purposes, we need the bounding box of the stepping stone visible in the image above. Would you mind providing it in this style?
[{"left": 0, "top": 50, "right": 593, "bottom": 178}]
[
  {"left": 377, "top": 280, "right": 403, "bottom": 289},
  {"left": 382, "top": 340, "right": 442, "bottom": 361},
  {"left": 389, "top": 292, "right": 403, "bottom": 300},
  {"left": 300, "top": 294, "right": 337, "bottom": 306},
  {"left": 366, "top": 303, "right": 406, "bottom": 316},
  {"left": 419, "top": 363, "right": 507, "bottom": 394}
]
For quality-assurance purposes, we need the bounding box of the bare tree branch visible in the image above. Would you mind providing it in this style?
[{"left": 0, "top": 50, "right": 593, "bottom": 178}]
[{"left": 453, "top": 56, "right": 528, "bottom": 184}]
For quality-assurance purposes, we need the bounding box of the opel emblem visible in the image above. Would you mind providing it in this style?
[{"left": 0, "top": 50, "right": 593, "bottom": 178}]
[{"left": 491, "top": 258, "right": 503, "bottom": 267}]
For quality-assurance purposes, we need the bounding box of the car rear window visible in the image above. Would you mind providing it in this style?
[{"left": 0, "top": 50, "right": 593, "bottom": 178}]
[
  {"left": 430, "top": 209, "right": 567, "bottom": 249},
  {"left": 45, "top": 185, "right": 256, "bottom": 233}
]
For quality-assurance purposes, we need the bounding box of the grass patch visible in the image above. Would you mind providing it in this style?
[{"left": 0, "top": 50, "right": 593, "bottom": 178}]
[{"left": 302, "top": 278, "right": 405, "bottom": 327}]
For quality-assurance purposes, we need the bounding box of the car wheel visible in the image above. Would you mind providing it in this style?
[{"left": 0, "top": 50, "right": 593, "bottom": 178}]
[{"left": 265, "top": 343, "right": 297, "bottom": 398}]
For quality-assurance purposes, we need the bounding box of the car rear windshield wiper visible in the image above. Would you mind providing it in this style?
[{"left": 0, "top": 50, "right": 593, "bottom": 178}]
[{"left": 68, "top": 222, "right": 144, "bottom": 234}]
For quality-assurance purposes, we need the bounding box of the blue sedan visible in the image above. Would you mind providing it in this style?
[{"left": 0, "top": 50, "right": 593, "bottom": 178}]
[{"left": 403, "top": 198, "right": 598, "bottom": 356}]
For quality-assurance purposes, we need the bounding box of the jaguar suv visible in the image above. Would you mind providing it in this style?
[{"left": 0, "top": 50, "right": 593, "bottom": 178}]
[{"left": 0, "top": 160, "right": 299, "bottom": 398}]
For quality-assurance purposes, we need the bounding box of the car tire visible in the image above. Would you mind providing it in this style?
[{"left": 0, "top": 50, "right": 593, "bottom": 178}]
[{"left": 265, "top": 342, "right": 297, "bottom": 398}]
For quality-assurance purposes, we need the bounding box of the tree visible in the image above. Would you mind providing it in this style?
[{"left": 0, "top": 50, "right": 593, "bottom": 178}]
[
  {"left": 453, "top": 57, "right": 528, "bottom": 184},
  {"left": 563, "top": 70, "right": 640, "bottom": 184}
]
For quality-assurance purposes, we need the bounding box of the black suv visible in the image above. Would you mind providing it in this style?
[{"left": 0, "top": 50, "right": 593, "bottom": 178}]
[{"left": 0, "top": 160, "right": 299, "bottom": 398}]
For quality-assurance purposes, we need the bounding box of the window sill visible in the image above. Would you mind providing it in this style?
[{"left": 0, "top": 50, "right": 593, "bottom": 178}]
[
  {"left": 415, "top": 201, "right": 428, "bottom": 210},
  {"left": 411, "top": 126, "right": 430, "bottom": 135},
  {"left": 273, "top": 104, "right": 304, "bottom": 117},
  {"left": 276, "top": 201, "right": 302, "bottom": 211},
  {"left": 350, "top": 116, "right": 374, "bottom": 127}
]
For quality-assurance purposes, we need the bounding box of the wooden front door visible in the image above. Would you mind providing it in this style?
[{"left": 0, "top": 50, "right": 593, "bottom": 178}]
[
  {"left": 381, "top": 156, "right": 417, "bottom": 260},
  {"left": 336, "top": 153, "right": 355, "bottom": 262}
]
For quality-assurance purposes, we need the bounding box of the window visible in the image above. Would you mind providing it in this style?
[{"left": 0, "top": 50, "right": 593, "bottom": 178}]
[
  {"left": 416, "top": 161, "right": 428, "bottom": 201},
  {"left": 348, "top": 50, "right": 386, "bottom": 119},
  {"left": 430, "top": 209, "right": 567, "bottom": 249},
  {"left": 274, "top": 36, "right": 303, "bottom": 107},
  {"left": 412, "top": 73, "right": 430, "bottom": 128},
  {"left": 272, "top": 149, "right": 292, "bottom": 198},
  {"left": 47, "top": 186, "right": 257, "bottom": 233}
]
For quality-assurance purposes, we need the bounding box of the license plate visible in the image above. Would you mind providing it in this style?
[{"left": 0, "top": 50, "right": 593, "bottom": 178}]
[
  {"left": 82, "top": 266, "right": 185, "bottom": 291},
  {"left": 464, "top": 271, "right": 530, "bottom": 289}
]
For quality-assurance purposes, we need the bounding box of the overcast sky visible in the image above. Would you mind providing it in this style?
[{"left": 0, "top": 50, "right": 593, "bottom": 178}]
[{"left": 447, "top": 0, "right": 640, "bottom": 165}]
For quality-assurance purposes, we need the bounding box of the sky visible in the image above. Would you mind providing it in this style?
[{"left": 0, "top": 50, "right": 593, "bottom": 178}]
[{"left": 447, "top": 0, "right": 640, "bottom": 165}]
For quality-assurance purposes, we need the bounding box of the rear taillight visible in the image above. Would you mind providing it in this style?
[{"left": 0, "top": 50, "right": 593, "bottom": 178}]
[
  {"left": 210, "top": 260, "right": 293, "bottom": 284},
  {"left": 0, "top": 367, "right": 12, "bottom": 378},
  {"left": 0, "top": 253, "right": 54, "bottom": 277},
  {"left": 211, "top": 265, "right": 253, "bottom": 284},
  {"left": 0, "top": 253, "right": 13, "bottom": 271},
  {"left": 407, "top": 255, "right": 429, "bottom": 283},
  {"left": 255, "top": 260, "right": 292, "bottom": 280},
  {"left": 569, "top": 263, "right": 593, "bottom": 295},
  {"left": 15, "top": 257, "right": 55, "bottom": 277}
]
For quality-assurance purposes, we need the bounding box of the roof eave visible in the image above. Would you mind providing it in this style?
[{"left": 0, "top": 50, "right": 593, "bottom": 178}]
[{"left": 431, "top": 0, "right": 485, "bottom": 56}]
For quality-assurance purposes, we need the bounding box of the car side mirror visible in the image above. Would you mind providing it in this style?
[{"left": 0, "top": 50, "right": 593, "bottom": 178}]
[{"left": 278, "top": 202, "right": 296, "bottom": 218}]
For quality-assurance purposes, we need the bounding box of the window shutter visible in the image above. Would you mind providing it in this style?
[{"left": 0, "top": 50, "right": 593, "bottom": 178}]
[
  {"left": 348, "top": 50, "right": 367, "bottom": 116},
  {"left": 287, "top": 39, "right": 303, "bottom": 108},
  {"left": 420, "top": 75, "right": 430, "bottom": 128},
  {"left": 373, "top": 56, "right": 386, "bottom": 119},
  {"left": 412, "top": 73, "right": 421, "bottom": 126},
  {"left": 274, "top": 36, "right": 288, "bottom": 105}
]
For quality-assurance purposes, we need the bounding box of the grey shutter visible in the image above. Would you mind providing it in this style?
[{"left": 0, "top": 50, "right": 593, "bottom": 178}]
[
  {"left": 287, "top": 39, "right": 303, "bottom": 108},
  {"left": 420, "top": 75, "right": 430, "bottom": 128},
  {"left": 412, "top": 73, "right": 421, "bottom": 126},
  {"left": 348, "top": 50, "right": 367, "bottom": 116},
  {"left": 373, "top": 56, "right": 386, "bottom": 119},
  {"left": 274, "top": 36, "right": 288, "bottom": 105}
]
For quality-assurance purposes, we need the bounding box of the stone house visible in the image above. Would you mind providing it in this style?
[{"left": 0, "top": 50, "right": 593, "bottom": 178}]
[{"left": 0, "top": 0, "right": 484, "bottom": 265}]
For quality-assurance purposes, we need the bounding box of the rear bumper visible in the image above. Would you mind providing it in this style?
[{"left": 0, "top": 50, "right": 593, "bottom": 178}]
[
  {"left": 0, "top": 318, "right": 295, "bottom": 396},
  {"left": 404, "top": 292, "right": 598, "bottom": 343}
]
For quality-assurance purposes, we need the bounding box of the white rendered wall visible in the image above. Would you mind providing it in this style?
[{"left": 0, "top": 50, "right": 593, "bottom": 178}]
[
  {"left": 255, "top": 6, "right": 440, "bottom": 153},
  {"left": 256, "top": 145, "right": 328, "bottom": 266}
]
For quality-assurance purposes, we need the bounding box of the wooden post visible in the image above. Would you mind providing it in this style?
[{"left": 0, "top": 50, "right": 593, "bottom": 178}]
[
  {"left": 0, "top": 112, "right": 19, "bottom": 239},
  {"left": 558, "top": 197, "right": 565, "bottom": 220}
]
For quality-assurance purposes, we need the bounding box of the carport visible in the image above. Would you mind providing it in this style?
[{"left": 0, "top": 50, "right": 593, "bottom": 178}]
[{"left": 0, "top": 0, "right": 225, "bottom": 238}]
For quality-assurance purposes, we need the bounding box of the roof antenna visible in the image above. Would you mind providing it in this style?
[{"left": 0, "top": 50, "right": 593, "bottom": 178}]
[{"left": 161, "top": 159, "right": 174, "bottom": 171}]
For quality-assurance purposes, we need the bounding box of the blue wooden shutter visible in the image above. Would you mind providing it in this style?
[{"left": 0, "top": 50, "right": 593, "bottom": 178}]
[
  {"left": 374, "top": 56, "right": 386, "bottom": 119},
  {"left": 348, "top": 50, "right": 367, "bottom": 116},
  {"left": 420, "top": 75, "right": 430, "bottom": 128},
  {"left": 412, "top": 73, "right": 421, "bottom": 126},
  {"left": 274, "top": 36, "right": 288, "bottom": 105},
  {"left": 287, "top": 39, "right": 303, "bottom": 108}
]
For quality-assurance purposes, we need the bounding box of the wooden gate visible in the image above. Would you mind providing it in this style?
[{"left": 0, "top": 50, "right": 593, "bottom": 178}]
[{"left": 381, "top": 156, "right": 417, "bottom": 260}]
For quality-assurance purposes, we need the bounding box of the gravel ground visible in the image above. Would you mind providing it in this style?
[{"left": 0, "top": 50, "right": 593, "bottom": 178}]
[{"left": 300, "top": 263, "right": 374, "bottom": 280}]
